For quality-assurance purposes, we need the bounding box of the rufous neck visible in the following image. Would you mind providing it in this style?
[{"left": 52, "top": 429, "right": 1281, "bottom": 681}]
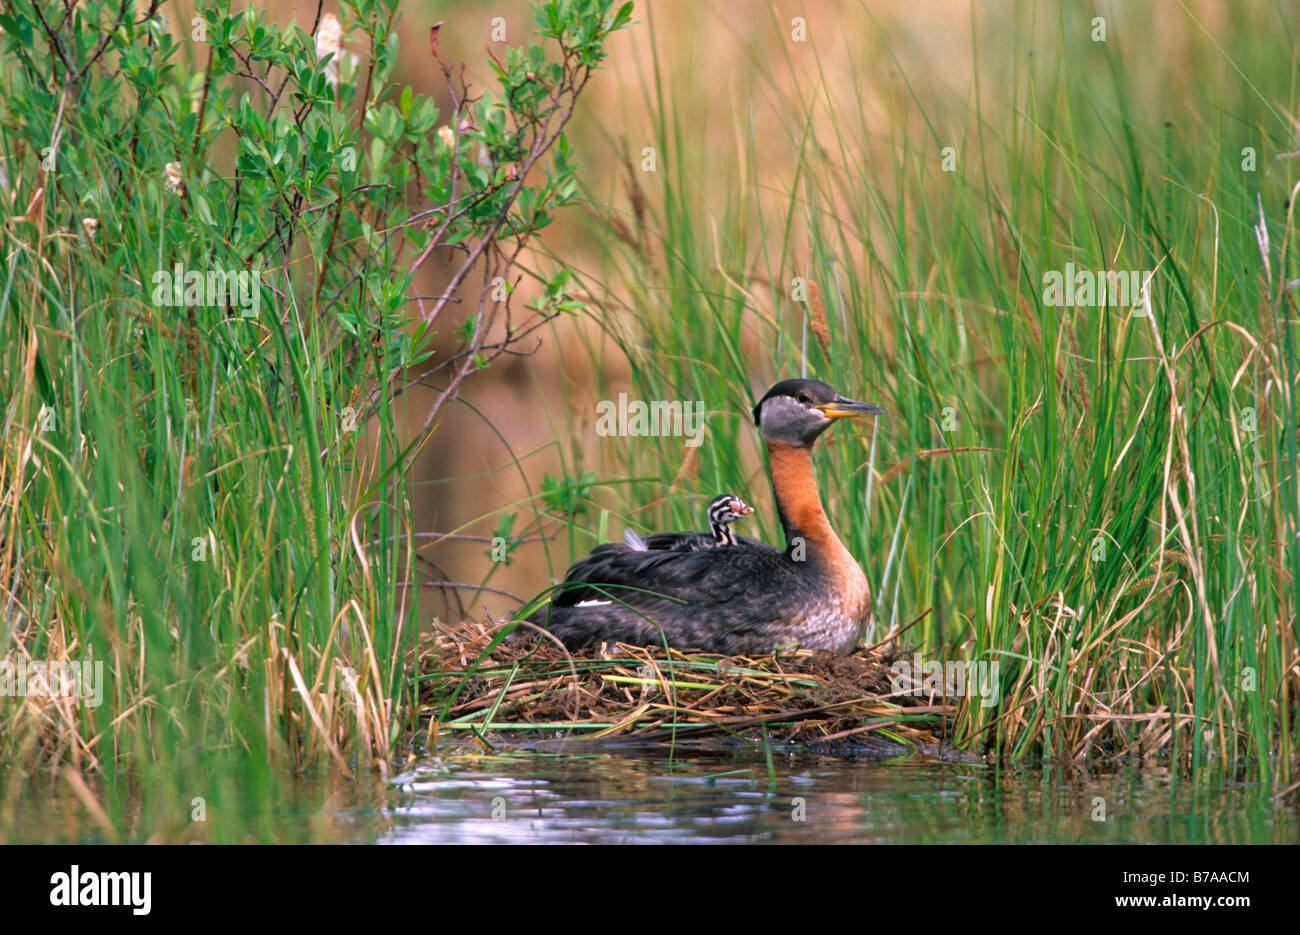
[{"left": 766, "top": 440, "right": 838, "bottom": 554}]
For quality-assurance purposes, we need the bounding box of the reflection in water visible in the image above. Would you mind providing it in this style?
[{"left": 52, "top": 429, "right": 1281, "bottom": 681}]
[
  {"left": 9, "top": 746, "right": 1293, "bottom": 843},
  {"left": 381, "top": 745, "right": 1298, "bottom": 844}
]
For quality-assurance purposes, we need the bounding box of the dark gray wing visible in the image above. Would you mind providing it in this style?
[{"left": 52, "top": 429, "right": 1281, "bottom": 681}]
[{"left": 527, "top": 537, "right": 811, "bottom": 654}]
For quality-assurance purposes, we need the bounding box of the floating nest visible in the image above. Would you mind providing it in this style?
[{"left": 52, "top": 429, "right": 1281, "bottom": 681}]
[{"left": 417, "top": 620, "right": 954, "bottom": 755}]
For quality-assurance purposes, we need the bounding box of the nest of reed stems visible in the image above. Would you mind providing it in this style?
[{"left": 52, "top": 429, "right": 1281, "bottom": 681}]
[{"left": 417, "top": 619, "right": 953, "bottom": 754}]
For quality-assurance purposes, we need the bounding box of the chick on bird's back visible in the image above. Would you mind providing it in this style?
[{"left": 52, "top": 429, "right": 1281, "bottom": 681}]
[{"left": 620, "top": 493, "right": 754, "bottom": 552}]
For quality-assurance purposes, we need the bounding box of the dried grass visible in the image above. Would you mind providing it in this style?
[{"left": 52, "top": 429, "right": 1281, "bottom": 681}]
[{"left": 418, "top": 620, "right": 950, "bottom": 752}]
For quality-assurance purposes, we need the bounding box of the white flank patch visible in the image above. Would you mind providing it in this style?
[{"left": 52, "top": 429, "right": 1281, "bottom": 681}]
[
  {"left": 575, "top": 599, "right": 612, "bottom": 607},
  {"left": 623, "top": 529, "right": 648, "bottom": 550}
]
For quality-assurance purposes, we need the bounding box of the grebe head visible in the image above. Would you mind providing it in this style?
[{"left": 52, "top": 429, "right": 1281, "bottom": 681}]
[
  {"left": 707, "top": 493, "right": 753, "bottom": 546},
  {"left": 707, "top": 494, "right": 753, "bottom": 526},
  {"left": 752, "top": 378, "right": 884, "bottom": 447}
]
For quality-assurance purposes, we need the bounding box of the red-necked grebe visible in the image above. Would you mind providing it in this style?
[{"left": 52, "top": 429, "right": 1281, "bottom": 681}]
[
  {"left": 619, "top": 493, "right": 754, "bottom": 552},
  {"left": 528, "top": 379, "right": 882, "bottom": 655}
]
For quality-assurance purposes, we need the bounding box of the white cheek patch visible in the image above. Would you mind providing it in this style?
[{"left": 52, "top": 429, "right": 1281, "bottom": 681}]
[{"left": 760, "top": 394, "right": 829, "bottom": 444}]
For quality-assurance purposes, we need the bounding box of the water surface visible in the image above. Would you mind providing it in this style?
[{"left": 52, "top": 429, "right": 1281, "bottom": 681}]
[{"left": 380, "top": 744, "right": 1295, "bottom": 844}]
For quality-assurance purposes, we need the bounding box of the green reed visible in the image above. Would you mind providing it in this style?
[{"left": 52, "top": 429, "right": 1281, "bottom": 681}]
[{"left": 552, "top": 2, "right": 1298, "bottom": 783}]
